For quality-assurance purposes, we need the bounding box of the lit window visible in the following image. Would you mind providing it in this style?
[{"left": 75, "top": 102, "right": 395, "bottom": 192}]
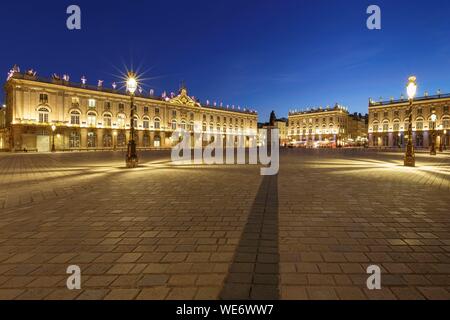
[
  {"left": 103, "top": 114, "right": 112, "bottom": 127},
  {"left": 143, "top": 117, "right": 149, "bottom": 129},
  {"left": 39, "top": 93, "right": 48, "bottom": 104},
  {"left": 171, "top": 120, "right": 177, "bottom": 130},
  {"left": 117, "top": 114, "right": 126, "bottom": 128},
  {"left": 38, "top": 107, "right": 49, "bottom": 123},
  {"left": 70, "top": 111, "right": 80, "bottom": 125},
  {"left": 154, "top": 118, "right": 161, "bottom": 129},
  {"left": 87, "top": 112, "right": 97, "bottom": 126},
  {"left": 88, "top": 99, "right": 96, "bottom": 108}
]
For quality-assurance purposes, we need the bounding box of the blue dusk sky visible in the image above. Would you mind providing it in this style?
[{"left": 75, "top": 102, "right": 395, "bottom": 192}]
[{"left": 1, "top": 0, "right": 450, "bottom": 121}]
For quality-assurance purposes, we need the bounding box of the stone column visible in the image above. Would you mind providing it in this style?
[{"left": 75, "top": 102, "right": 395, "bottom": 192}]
[{"left": 80, "top": 128, "right": 87, "bottom": 149}]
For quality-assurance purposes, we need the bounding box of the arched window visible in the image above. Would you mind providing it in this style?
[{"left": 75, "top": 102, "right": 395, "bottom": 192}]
[
  {"left": 382, "top": 120, "right": 389, "bottom": 132},
  {"left": 117, "top": 132, "right": 126, "bottom": 147},
  {"left": 103, "top": 134, "right": 112, "bottom": 147},
  {"left": 143, "top": 134, "right": 150, "bottom": 147},
  {"left": 180, "top": 120, "right": 186, "bottom": 130},
  {"left": 133, "top": 116, "right": 138, "bottom": 129},
  {"left": 154, "top": 135, "right": 161, "bottom": 147},
  {"left": 202, "top": 122, "right": 207, "bottom": 132},
  {"left": 38, "top": 107, "right": 49, "bottom": 123},
  {"left": 443, "top": 116, "right": 450, "bottom": 129},
  {"left": 143, "top": 117, "right": 150, "bottom": 129},
  {"left": 189, "top": 121, "right": 194, "bottom": 131},
  {"left": 87, "top": 131, "right": 97, "bottom": 147},
  {"left": 393, "top": 120, "right": 400, "bottom": 132},
  {"left": 69, "top": 131, "right": 80, "bottom": 148},
  {"left": 209, "top": 123, "right": 214, "bottom": 132},
  {"left": 117, "top": 114, "right": 126, "bottom": 128},
  {"left": 154, "top": 117, "right": 161, "bottom": 130},
  {"left": 416, "top": 118, "right": 424, "bottom": 130},
  {"left": 70, "top": 111, "right": 80, "bottom": 125},
  {"left": 171, "top": 120, "right": 177, "bottom": 130},
  {"left": 87, "top": 112, "right": 96, "bottom": 127},
  {"left": 103, "top": 113, "right": 112, "bottom": 127}
]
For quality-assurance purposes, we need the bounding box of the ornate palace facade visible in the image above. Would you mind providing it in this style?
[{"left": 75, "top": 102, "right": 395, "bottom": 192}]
[
  {"left": 368, "top": 94, "right": 450, "bottom": 148},
  {"left": 0, "top": 71, "right": 258, "bottom": 152},
  {"left": 288, "top": 105, "right": 367, "bottom": 147}
]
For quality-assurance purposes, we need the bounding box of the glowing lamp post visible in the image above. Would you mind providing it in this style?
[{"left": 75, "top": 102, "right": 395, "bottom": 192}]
[
  {"left": 51, "top": 124, "right": 56, "bottom": 152},
  {"left": 125, "top": 72, "right": 139, "bottom": 168},
  {"left": 430, "top": 112, "right": 437, "bottom": 156},
  {"left": 404, "top": 76, "right": 417, "bottom": 167}
]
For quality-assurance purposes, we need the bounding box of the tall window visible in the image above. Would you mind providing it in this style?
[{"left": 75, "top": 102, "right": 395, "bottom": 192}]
[
  {"left": 70, "top": 111, "right": 80, "bottom": 125},
  {"left": 119, "top": 103, "right": 125, "bottom": 112},
  {"left": 143, "top": 117, "right": 149, "bottom": 129},
  {"left": 154, "top": 118, "right": 161, "bottom": 129},
  {"left": 443, "top": 118, "right": 450, "bottom": 129},
  {"left": 133, "top": 116, "right": 138, "bottom": 128},
  {"left": 103, "top": 114, "right": 112, "bottom": 127},
  {"left": 172, "top": 110, "right": 177, "bottom": 118},
  {"left": 104, "top": 101, "right": 111, "bottom": 110},
  {"left": 180, "top": 120, "right": 186, "bottom": 130},
  {"left": 416, "top": 120, "right": 423, "bottom": 130},
  {"left": 117, "top": 114, "right": 126, "bottom": 128},
  {"left": 38, "top": 107, "right": 49, "bottom": 123},
  {"left": 383, "top": 122, "right": 389, "bottom": 132},
  {"left": 69, "top": 131, "right": 80, "bottom": 148},
  {"left": 155, "top": 107, "right": 160, "bottom": 115},
  {"left": 103, "top": 134, "right": 112, "bottom": 148},
  {"left": 144, "top": 106, "right": 149, "bottom": 113},
  {"left": 171, "top": 120, "right": 177, "bottom": 130},
  {"left": 39, "top": 93, "right": 48, "bottom": 104},
  {"left": 87, "top": 112, "right": 97, "bottom": 126},
  {"left": 117, "top": 132, "right": 126, "bottom": 147},
  {"left": 87, "top": 132, "right": 97, "bottom": 148}
]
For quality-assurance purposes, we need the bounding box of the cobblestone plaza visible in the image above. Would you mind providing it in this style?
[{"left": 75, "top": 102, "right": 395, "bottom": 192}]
[{"left": 0, "top": 149, "right": 449, "bottom": 300}]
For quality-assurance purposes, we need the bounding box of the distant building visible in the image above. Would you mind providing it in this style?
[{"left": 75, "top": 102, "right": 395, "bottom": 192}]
[
  {"left": 1, "top": 69, "right": 258, "bottom": 152},
  {"left": 288, "top": 104, "right": 368, "bottom": 147},
  {"left": 368, "top": 93, "right": 450, "bottom": 148},
  {"left": 258, "top": 112, "right": 289, "bottom": 146}
]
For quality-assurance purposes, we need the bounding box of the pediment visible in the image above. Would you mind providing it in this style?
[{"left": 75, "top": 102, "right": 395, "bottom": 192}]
[{"left": 169, "top": 87, "right": 201, "bottom": 107}]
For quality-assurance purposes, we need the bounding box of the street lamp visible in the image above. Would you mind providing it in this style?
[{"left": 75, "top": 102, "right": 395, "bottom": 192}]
[
  {"left": 51, "top": 124, "right": 56, "bottom": 152},
  {"left": 125, "top": 71, "right": 138, "bottom": 168},
  {"left": 404, "top": 76, "right": 417, "bottom": 167},
  {"left": 430, "top": 112, "right": 437, "bottom": 155}
]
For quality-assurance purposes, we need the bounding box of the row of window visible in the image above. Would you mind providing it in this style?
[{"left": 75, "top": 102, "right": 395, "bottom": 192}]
[
  {"left": 38, "top": 107, "right": 253, "bottom": 132},
  {"left": 373, "top": 106, "right": 449, "bottom": 119},
  {"left": 68, "top": 132, "right": 162, "bottom": 148},
  {"left": 372, "top": 119, "right": 450, "bottom": 132}
]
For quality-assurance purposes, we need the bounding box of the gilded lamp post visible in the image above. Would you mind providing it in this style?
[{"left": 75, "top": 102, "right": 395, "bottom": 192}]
[
  {"left": 430, "top": 111, "right": 437, "bottom": 156},
  {"left": 404, "top": 76, "right": 417, "bottom": 167},
  {"left": 125, "top": 72, "right": 139, "bottom": 168}
]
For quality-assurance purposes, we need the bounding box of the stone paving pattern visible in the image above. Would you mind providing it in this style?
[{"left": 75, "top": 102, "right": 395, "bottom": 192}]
[{"left": 0, "top": 149, "right": 449, "bottom": 300}]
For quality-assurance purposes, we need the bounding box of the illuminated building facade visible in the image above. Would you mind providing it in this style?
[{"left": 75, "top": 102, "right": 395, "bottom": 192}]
[
  {"left": 368, "top": 93, "right": 450, "bottom": 148},
  {"left": 1, "top": 71, "right": 258, "bottom": 152},
  {"left": 288, "top": 105, "right": 367, "bottom": 147}
]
